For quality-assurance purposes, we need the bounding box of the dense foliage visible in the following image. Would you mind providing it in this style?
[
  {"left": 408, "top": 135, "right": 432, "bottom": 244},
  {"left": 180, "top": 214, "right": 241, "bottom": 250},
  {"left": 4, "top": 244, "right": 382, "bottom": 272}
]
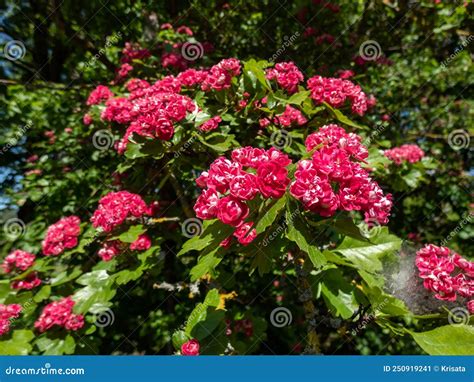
[{"left": 0, "top": 0, "right": 472, "bottom": 355}]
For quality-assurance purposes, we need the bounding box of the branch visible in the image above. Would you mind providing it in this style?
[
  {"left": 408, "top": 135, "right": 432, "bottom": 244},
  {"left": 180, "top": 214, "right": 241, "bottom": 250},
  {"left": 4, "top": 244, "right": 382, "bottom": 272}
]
[{"left": 294, "top": 250, "right": 321, "bottom": 354}]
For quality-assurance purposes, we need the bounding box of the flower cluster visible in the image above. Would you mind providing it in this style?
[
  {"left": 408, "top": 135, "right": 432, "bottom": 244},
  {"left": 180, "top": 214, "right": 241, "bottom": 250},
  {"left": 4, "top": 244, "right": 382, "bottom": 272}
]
[
  {"left": 266, "top": 62, "right": 304, "bottom": 94},
  {"left": 91, "top": 191, "right": 150, "bottom": 232},
  {"left": 225, "top": 318, "right": 253, "bottom": 337},
  {"left": 130, "top": 234, "right": 152, "bottom": 251},
  {"left": 291, "top": 124, "right": 392, "bottom": 224},
  {"left": 274, "top": 105, "right": 307, "bottom": 127},
  {"left": 384, "top": 144, "right": 425, "bottom": 165},
  {"left": 415, "top": 244, "right": 473, "bottom": 313},
  {"left": 194, "top": 147, "right": 291, "bottom": 245},
  {"left": 307, "top": 75, "right": 369, "bottom": 115},
  {"left": 98, "top": 240, "right": 122, "bottom": 262},
  {"left": 121, "top": 42, "right": 151, "bottom": 64},
  {"left": 181, "top": 339, "right": 200, "bottom": 355},
  {"left": 42, "top": 216, "right": 81, "bottom": 256},
  {"left": 12, "top": 272, "right": 42, "bottom": 290},
  {"left": 2, "top": 250, "right": 35, "bottom": 273},
  {"left": 201, "top": 58, "right": 241, "bottom": 92},
  {"left": 34, "top": 297, "right": 84, "bottom": 333},
  {"left": 199, "top": 116, "right": 222, "bottom": 132},
  {"left": 86, "top": 85, "right": 114, "bottom": 106},
  {"left": 0, "top": 304, "right": 22, "bottom": 336}
]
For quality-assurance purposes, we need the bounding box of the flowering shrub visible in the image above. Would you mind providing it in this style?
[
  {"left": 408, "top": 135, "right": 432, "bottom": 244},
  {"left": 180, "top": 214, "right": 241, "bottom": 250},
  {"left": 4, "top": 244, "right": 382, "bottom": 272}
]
[{"left": 1, "top": 5, "right": 472, "bottom": 356}]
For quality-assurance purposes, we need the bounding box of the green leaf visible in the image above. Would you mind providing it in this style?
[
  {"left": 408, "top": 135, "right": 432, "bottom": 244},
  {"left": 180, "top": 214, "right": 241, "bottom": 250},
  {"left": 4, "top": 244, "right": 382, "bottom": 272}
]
[
  {"left": 33, "top": 285, "right": 51, "bottom": 303},
  {"left": 35, "top": 334, "right": 76, "bottom": 355},
  {"left": 286, "top": 209, "right": 326, "bottom": 268},
  {"left": 178, "top": 219, "right": 233, "bottom": 257},
  {"left": 320, "top": 269, "right": 359, "bottom": 319},
  {"left": 185, "top": 289, "right": 224, "bottom": 340},
  {"left": 255, "top": 197, "right": 286, "bottom": 234},
  {"left": 287, "top": 90, "right": 311, "bottom": 105},
  {"left": 334, "top": 227, "right": 402, "bottom": 273},
  {"left": 0, "top": 330, "right": 34, "bottom": 355},
  {"left": 117, "top": 224, "right": 146, "bottom": 243},
  {"left": 190, "top": 248, "right": 224, "bottom": 281},
  {"left": 172, "top": 330, "right": 190, "bottom": 350},
  {"left": 323, "top": 102, "right": 366, "bottom": 129},
  {"left": 409, "top": 325, "right": 474, "bottom": 355}
]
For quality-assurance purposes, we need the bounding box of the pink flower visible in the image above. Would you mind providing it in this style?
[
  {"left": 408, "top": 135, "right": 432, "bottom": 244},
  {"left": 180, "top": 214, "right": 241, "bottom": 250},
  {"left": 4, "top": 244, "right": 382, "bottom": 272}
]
[
  {"left": 91, "top": 191, "right": 150, "bottom": 232},
  {"left": 130, "top": 234, "right": 152, "bottom": 251},
  {"left": 199, "top": 116, "right": 222, "bottom": 132},
  {"left": 117, "top": 63, "right": 133, "bottom": 79},
  {"left": 201, "top": 58, "right": 241, "bottom": 91},
  {"left": 98, "top": 241, "right": 122, "bottom": 262},
  {"left": 307, "top": 75, "right": 369, "bottom": 116},
  {"left": 176, "top": 26, "right": 193, "bottom": 36},
  {"left": 121, "top": 42, "right": 150, "bottom": 64},
  {"left": 34, "top": 297, "right": 84, "bottom": 333},
  {"left": 384, "top": 144, "right": 425, "bottom": 165},
  {"left": 194, "top": 189, "right": 220, "bottom": 220},
  {"left": 229, "top": 173, "right": 259, "bottom": 200},
  {"left": 274, "top": 105, "right": 307, "bottom": 127},
  {"left": 0, "top": 304, "right": 22, "bottom": 336},
  {"left": 233, "top": 222, "right": 257, "bottom": 245},
  {"left": 181, "top": 339, "right": 200, "bottom": 355},
  {"left": 83, "top": 114, "right": 93, "bottom": 125},
  {"left": 42, "top": 216, "right": 81, "bottom": 256},
  {"left": 217, "top": 196, "right": 249, "bottom": 226},
  {"left": 257, "top": 161, "right": 290, "bottom": 199},
  {"left": 266, "top": 62, "right": 304, "bottom": 94},
  {"left": 11, "top": 272, "right": 42, "bottom": 290},
  {"left": 2, "top": 250, "right": 35, "bottom": 273},
  {"left": 415, "top": 244, "right": 474, "bottom": 304},
  {"left": 86, "top": 85, "right": 114, "bottom": 106},
  {"left": 468, "top": 300, "right": 474, "bottom": 314}
]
